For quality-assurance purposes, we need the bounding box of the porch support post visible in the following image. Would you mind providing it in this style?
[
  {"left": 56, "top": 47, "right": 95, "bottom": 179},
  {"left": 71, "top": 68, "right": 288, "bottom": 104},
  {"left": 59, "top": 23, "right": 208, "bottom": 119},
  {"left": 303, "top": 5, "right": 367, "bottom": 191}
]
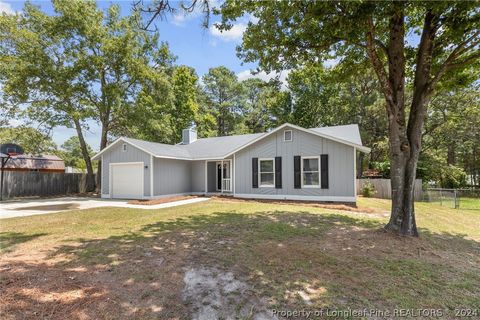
[
  {"left": 221, "top": 160, "right": 224, "bottom": 193},
  {"left": 232, "top": 155, "right": 235, "bottom": 196},
  {"left": 204, "top": 160, "right": 207, "bottom": 195},
  {"left": 150, "top": 155, "right": 154, "bottom": 198}
]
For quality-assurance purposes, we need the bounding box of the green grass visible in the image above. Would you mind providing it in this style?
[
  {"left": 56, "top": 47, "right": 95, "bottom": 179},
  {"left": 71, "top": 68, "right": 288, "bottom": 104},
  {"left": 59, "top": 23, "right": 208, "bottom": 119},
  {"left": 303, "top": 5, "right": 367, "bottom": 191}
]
[
  {"left": 459, "top": 197, "right": 480, "bottom": 210},
  {"left": 358, "top": 197, "right": 480, "bottom": 239},
  {"left": 1, "top": 199, "right": 479, "bottom": 318}
]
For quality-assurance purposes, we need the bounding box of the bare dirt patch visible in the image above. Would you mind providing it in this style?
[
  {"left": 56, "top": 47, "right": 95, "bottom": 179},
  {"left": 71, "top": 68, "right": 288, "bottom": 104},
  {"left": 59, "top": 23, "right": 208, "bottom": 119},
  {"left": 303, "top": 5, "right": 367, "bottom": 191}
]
[
  {"left": 183, "top": 267, "right": 276, "bottom": 320},
  {"left": 14, "top": 203, "right": 81, "bottom": 211},
  {"left": 127, "top": 195, "right": 197, "bottom": 205},
  {"left": 211, "top": 195, "right": 387, "bottom": 216}
]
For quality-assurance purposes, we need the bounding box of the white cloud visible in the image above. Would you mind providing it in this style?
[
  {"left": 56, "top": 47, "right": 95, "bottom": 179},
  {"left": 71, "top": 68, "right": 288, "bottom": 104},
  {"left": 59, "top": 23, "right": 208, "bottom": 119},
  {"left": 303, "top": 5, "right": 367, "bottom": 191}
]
[
  {"left": 171, "top": 12, "right": 188, "bottom": 26},
  {"left": 209, "top": 23, "right": 246, "bottom": 42},
  {"left": 237, "top": 70, "right": 291, "bottom": 90},
  {"left": 170, "top": 0, "right": 220, "bottom": 27},
  {"left": 0, "top": 1, "right": 14, "bottom": 15}
]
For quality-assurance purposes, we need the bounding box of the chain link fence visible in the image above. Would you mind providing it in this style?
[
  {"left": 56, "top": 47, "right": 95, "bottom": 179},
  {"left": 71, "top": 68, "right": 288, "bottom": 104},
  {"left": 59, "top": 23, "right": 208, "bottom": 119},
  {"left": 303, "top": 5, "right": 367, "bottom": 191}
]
[{"left": 425, "top": 188, "right": 480, "bottom": 210}]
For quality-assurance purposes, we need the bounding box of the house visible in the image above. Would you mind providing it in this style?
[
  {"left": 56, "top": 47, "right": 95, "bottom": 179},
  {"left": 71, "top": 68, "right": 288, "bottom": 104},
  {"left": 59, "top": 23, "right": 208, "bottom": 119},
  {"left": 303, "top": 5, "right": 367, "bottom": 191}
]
[{"left": 92, "top": 123, "right": 370, "bottom": 203}]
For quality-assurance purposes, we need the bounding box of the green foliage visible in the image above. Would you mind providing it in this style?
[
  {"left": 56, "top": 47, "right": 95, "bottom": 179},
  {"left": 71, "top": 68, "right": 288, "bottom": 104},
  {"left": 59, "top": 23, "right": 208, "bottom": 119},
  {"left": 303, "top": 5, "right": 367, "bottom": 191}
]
[
  {"left": 439, "top": 165, "right": 468, "bottom": 189},
  {"left": 172, "top": 66, "right": 199, "bottom": 141},
  {"left": 219, "top": 1, "right": 479, "bottom": 83},
  {"left": 423, "top": 84, "right": 480, "bottom": 186},
  {"left": 361, "top": 182, "right": 376, "bottom": 198},
  {"left": 242, "top": 78, "right": 275, "bottom": 133},
  {"left": 0, "top": 126, "right": 57, "bottom": 155},
  {"left": 202, "top": 66, "right": 245, "bottom": 136},
  {"left": 59, "top": 136, "right": 96, "bottom": 172},
  {"left": 287, "top": 64, "right": 349, "bottom": 128},
  {"left": 372, "top": 161, "right": 391, "bottom": 179}
]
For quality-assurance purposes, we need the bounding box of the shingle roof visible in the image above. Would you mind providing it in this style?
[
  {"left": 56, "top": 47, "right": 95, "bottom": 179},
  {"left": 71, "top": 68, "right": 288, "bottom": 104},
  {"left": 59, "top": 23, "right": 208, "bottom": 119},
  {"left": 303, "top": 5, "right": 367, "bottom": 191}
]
[
  {"left": 93, "top": 123, "right": 368, "bottom": 161},
  {"left": 309, "top": 124, "right": 363, "bottom": 146},
  {"left": 122, "top": 137, "right": 192, "bottom": 159},
  {"left": 183, "top": 132, "right": 264, "bottom": 159},
  {"left": 4, "top": 154, "right": 65, "bottom": 171}
]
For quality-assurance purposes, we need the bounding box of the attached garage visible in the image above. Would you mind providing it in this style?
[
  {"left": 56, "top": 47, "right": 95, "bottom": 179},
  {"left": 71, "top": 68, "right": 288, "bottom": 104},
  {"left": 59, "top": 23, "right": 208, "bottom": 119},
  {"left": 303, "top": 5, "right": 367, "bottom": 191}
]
[{"left": 109, "top": 162, "right": 144, "bottom": 199}]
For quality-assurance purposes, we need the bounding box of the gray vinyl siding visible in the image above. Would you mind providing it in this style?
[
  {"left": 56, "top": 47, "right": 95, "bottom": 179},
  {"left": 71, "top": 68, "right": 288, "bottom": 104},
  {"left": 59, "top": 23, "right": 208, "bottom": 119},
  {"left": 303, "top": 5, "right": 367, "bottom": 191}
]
[
  {"left": 153, "top": 158, "right": 191, "bottom": 196},
  {"left": 101, "top": 142, "right": 151, "bottom": 197},
  {"left": 190, "top": 160, "right": 205, "bottom": 193},
  {"left": 234, "top": 127, "right": 355, "bottom": 197}
]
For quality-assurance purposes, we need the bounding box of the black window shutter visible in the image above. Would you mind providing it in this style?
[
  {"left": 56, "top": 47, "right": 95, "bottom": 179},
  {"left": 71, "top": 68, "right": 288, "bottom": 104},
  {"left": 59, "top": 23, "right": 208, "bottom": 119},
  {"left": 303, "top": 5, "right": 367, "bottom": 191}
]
[
  {"left": 321, "top": 154, "right": 329, "bottom": 189},
  {"left": 252, "top": 157, "right": 258, "bottom": 188},
  {"left": 294, "top": 156, "right": 301, "bottom": 189},
  {"left": 275, "top": 156, "right": 282, "bottom": 188}
]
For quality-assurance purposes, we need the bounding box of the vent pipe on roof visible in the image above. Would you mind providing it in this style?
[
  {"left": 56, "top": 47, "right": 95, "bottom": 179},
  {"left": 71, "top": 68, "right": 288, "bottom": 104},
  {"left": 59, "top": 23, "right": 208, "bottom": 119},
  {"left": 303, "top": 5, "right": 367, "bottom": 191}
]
[{"left": 182, "top": 127, "right": 197, "bottom": 145}]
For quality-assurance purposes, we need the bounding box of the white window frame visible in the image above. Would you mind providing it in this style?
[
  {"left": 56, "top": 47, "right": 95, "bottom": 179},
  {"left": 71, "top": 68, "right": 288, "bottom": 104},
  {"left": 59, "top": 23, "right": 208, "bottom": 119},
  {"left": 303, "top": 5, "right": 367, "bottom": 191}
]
[
  {"left": 122, "top": 143, "right": 127, "bottom": 152},
  {"left": 284, "top": 130, "right": 293, "bottom": 142},
  {"left": 258, "top": 158, "right": 275, "bottom": 188},
  {"left": 301, "top": 156, "right": 321, "bottom": 188}
]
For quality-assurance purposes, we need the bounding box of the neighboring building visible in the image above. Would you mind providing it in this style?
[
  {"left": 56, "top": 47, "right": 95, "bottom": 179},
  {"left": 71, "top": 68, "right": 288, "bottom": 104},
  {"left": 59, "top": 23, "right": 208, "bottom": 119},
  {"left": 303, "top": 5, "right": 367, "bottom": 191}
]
[
  {"left": 92, "top": 123, "right": 370, "bottom": 203},
  {"left": 0, "top": 143, "right": 65, "bottom": 173},
  {"left": 3, "top": 154, "right": 65, "bottom": 173}
]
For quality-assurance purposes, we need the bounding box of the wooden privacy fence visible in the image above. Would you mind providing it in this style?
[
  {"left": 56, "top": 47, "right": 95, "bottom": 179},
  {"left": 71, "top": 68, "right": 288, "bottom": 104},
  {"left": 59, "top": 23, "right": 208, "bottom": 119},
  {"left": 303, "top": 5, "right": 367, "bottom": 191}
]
[
  {"left": 357, "top": 178, "right": 423, "bottom": 201},
  {"left": 1, "top": 171, "right": 95, "bottom": 200}
]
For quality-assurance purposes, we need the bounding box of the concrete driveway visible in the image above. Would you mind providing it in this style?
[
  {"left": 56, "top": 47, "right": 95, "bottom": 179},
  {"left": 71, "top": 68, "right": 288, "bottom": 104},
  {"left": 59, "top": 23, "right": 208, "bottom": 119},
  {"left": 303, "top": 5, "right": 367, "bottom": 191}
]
[{"left": 0, "top": 197, "right": 210, "bottom": 219}]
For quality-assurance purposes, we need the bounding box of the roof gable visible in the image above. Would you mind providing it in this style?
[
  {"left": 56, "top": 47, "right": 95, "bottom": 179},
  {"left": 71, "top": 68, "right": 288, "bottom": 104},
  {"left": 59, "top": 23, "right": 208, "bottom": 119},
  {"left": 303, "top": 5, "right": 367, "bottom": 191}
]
[{"left": 92, "top": 123, "right": 370, "bottom": 161}]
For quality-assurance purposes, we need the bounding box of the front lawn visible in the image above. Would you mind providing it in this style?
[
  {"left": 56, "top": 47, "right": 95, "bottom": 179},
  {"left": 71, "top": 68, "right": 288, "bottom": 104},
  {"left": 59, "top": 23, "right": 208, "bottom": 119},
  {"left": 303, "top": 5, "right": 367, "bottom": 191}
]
[{"left": 1, "top": 199, "right": 479, "bottom": 319}]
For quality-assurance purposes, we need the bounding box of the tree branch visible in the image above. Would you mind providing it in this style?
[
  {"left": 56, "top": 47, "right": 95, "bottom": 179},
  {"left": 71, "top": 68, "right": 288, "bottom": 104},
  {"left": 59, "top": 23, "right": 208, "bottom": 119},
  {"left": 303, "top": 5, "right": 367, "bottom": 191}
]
[
  {"left": 365, "top": 16, "right": 393, "bottom": 113},
  {"left": 429, "top": 30, "right": 480, "bottom": 90}
]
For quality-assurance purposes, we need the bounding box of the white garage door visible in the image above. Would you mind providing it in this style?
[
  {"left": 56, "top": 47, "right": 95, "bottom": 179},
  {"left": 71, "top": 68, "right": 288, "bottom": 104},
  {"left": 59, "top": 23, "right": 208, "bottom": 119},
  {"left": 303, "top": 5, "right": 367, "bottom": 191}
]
[{"left": 111, "top": 163, "right": 144, "bottom": 199}]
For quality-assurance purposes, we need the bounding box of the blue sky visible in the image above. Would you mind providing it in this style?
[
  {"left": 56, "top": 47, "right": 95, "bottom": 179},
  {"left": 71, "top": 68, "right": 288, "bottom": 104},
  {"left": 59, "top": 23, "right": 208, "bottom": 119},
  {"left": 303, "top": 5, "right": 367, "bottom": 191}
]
[{"left": 1, "top": 0, "right": 273, "bottom": 150}]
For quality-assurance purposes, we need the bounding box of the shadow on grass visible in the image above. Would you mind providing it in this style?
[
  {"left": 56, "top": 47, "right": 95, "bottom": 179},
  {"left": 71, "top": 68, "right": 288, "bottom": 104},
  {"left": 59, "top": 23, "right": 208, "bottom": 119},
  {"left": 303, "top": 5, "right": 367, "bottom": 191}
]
[
  {"left": 1, "top": 210, "right": 479, "bottom": 319},
  {"left": 0, "top": 232, "right": 48, "bottom": 253}
]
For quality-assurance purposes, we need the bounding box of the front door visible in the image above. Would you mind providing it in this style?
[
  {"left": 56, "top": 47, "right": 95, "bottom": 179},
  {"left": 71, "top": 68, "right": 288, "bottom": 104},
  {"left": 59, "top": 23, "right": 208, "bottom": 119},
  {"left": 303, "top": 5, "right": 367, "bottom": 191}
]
[{"left": 216, "top": 161, "right": 231, "bottom": 192}]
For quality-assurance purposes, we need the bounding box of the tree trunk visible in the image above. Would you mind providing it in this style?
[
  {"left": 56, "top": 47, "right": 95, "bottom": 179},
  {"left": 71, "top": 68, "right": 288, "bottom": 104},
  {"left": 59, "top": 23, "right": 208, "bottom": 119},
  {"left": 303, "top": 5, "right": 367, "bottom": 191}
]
[
  {"left": 357, "top": 152, "right": 364, "bottom": 178},
  {"left": 96, "top": 123, "right": 108, "bottom": 193},
  {"left": 73, "top": 118, "right": 95, "bottom": 192},
  {"left": 447, "top": 145, "right": 455, "bottom": 165}
]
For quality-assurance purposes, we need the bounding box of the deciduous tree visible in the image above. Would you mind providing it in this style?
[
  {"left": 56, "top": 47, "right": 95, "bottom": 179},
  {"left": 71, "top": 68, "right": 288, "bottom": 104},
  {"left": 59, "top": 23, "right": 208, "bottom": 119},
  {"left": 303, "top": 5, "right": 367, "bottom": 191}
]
[{"left": 218, "top": 1, "right": 480, "bottom": 236}]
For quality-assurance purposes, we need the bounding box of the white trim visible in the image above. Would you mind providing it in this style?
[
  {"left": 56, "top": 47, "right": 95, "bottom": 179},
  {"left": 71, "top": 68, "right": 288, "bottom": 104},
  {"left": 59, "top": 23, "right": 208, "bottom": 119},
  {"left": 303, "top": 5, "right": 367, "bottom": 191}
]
[
  {"left": 283, "top": 129, "right": 293, "bottom": 142},
  {"left": 234, "top": 193, "right": 356, "bottom": 203},
  {"left": 101, "top": 154, "right": 104, "bottom": 194},
  {"left": 150, "top": 155, "right": 154, "bottom": 197},
  {"left": 221, "top": 160, "right": 224, "bottom": 193},
  {"left": 233, "top": 154, "right": 236, "bottom": 196},
  {"left": 353, "top": 147, "right": 357, "bottom": 198},
  {"left": 301, "top": 156, "right": 321, "bottom": 188},
  {"left": 204, "top": 160, "right": 207, "bottom": 193},
  {"left": 258, "top": 158, "right": 275, "bottom": 188},
  {"left": 109, "top": 162, "right": 144, "bottom": 199}
]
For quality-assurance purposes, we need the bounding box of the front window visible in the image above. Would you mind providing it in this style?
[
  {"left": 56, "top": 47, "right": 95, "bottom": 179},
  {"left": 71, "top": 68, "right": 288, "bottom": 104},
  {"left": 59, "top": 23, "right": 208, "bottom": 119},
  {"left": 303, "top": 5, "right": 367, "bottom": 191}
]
[
  {"left": 302, "top": 157, "right": 320, "bottom": 187},
  {"left": 259, "top": 159, "right": 275, "bottom": 187}
]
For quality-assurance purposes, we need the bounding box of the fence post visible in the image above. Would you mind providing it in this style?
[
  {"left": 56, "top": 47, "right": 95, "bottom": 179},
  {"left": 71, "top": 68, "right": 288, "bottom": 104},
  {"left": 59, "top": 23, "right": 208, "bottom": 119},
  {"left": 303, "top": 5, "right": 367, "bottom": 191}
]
[{"left": 454, "top": 189, "right": 459, "bottom": 209}]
